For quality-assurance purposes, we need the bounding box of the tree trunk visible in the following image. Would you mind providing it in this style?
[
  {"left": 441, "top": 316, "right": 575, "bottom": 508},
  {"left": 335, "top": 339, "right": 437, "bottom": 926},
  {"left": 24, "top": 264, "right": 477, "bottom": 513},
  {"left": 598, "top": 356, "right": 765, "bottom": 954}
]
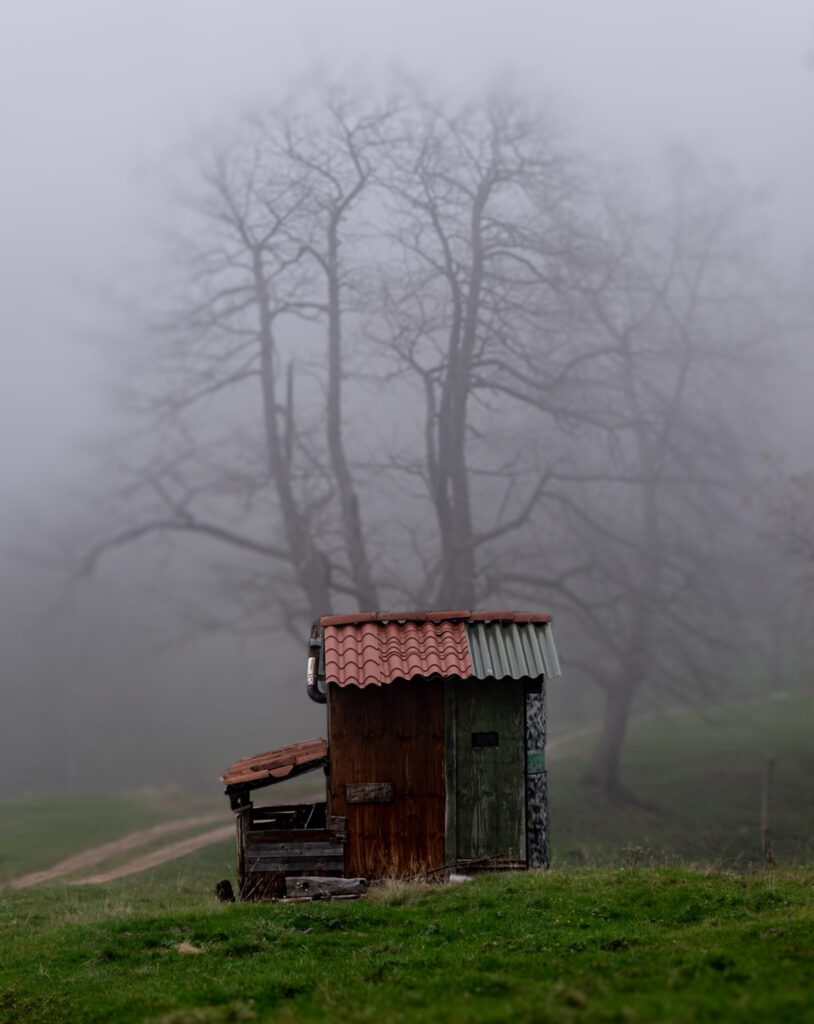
[
  {"left": 325, "top": 222, "right": 379, "bottom": 611},
  {"left": 254, "top": 251, "right": 330, "bottom": 620},
  {"left": 581, "top": 684, "right": 636, "bottom": 796},
  {"left": 433, "top": 179, "right": 491, "bottom": 609}
]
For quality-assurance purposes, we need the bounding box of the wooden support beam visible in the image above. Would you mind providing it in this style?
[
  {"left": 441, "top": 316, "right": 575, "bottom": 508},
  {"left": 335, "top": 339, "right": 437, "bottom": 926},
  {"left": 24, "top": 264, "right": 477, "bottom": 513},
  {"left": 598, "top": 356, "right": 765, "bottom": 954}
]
[{"left": 286, "top": 876, "right": 368, "bottom": 897}]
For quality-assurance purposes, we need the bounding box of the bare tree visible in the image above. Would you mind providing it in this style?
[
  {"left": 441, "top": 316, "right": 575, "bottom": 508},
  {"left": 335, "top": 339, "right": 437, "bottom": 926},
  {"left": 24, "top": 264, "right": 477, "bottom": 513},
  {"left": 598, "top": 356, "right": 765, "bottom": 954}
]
[
  {"left": 373, "top": 93, "right": 583, "bottom": 606},
  {"left": 497, "top": 154, "right": 772, "bottom": 794},
  {"left": 88, "top": 89, "right": 395, "bottom": 624},
  {"left": 85, "top": 86, "right": 780, "bottom": 799}
]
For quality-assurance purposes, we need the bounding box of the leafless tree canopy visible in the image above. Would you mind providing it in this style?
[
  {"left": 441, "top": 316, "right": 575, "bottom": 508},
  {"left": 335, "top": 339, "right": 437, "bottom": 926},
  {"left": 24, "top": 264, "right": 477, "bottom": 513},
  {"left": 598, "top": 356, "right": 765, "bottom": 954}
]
[{"left": 86, "top": 84, "right": 794, "bottom": 795}]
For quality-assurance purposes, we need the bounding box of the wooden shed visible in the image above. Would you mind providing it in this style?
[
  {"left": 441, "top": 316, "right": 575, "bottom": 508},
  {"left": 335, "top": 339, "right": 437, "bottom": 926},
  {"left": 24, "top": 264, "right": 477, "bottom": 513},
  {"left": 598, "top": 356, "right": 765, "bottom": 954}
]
[{"left": 222, "top": 610, "right": 561, "bottom": 899}]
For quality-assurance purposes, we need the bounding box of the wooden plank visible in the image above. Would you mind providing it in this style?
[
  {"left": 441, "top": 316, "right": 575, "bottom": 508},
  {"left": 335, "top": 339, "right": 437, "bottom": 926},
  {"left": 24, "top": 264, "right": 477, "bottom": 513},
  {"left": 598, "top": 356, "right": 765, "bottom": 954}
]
[
  {"left": 455, "top": 679, "right": 526, "bottom": 863},
  {"left": 247, "top": 853, "right": 345, "bottom": 864},
  {"left": 456, "top": 858, "right": 526, "bottom": 872},
  {"left": 247, "top": 857, "right": 344, "bottom": 869},
  {"left": 329, "top": 678, "right": 446, "bottom": 878},
  {"left": 247, "top": 852, "right": 344, "bottom": 864},
  {"left": 250, "top": 803, "right": 327, "bottom": 829},
  {"left": 286, "top": 877, "right": 368, "bottom": 896},
  {"left": 345, "top": 783, "right": 394, "bottom": 804},
  {"left": 444, "top": 678, "right": 457, "bottom": 870},
  {"left": 236, "top": 807, "right": 249, "bottom": 899},
  {"left": 245, "top": 842, "right": 342, "bottom": 859},
  {"left": 247, "top": 860, "right": 344, "bottom": 874},
  {"left": 246, "top": 829, "right": 334, "bottom": 845},
  {"left": 246, "top": 858, "right": 344, "bottom": 869}
]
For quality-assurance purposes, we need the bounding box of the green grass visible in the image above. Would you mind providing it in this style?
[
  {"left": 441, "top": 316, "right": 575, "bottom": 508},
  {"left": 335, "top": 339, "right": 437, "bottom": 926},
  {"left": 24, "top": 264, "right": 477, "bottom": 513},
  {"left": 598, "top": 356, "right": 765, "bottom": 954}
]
[
  {"left": 1, "top": 868, "right": 812, "bottom": 1023},
  {"left": 550, "top": 691, "right": 814, "bottom": 867},
  {"left": 1, "top": 692, "right": 812, "bottom": 1022},
  {"left": 0, "top": 791, "right": 234, "bottom": 886},
  {"left": 0, "top": 793, "right": 188, "bottom": 884}
]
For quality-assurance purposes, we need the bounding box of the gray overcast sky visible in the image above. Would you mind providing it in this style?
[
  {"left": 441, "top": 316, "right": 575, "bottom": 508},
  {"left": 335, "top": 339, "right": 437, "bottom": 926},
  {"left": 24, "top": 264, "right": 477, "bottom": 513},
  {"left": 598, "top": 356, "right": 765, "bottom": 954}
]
[{"left": 1, "top": 0, "right": 813, "bottom": 525}]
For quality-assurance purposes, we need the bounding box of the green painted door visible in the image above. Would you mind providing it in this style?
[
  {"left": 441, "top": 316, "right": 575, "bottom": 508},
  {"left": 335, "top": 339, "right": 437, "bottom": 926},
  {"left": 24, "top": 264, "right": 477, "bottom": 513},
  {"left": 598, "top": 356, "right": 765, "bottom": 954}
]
[{"left": 454, "top": 680, "right": 526, "bottom": 863}]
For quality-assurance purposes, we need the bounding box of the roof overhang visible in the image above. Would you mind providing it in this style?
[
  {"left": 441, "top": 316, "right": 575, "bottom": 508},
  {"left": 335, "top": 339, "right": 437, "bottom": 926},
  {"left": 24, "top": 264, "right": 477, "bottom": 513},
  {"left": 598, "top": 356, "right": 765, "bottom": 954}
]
[{"left": 221, "top": 737, "right": 327, "bottom": 807}]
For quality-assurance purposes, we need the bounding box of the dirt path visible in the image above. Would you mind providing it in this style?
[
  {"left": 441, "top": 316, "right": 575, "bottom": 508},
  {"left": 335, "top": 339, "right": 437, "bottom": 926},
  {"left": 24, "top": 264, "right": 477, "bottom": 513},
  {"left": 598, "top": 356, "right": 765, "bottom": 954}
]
[
  {"left": 9, "top": 813, "right": 223, "bottom": 890},
  {"left": 71, "top": 823, "right": 235, "bottom": 885}
]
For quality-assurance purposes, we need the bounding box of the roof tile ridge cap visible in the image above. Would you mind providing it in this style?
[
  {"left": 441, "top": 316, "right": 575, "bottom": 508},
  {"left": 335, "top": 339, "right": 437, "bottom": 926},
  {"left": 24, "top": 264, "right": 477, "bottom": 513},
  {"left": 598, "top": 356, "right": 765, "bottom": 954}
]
[
  {"left": 321, "top": 612, "right": 379, "bottom": 626},
  {"left": 467, "top": 609, "right": 516, "bottom": 621},
  {"left": 466, "top": 610, "right": 552, "bottom": 623},
  {"left": 374, "top": 611, "right": 429, "bottom": 622},
  {"left": 425, "top": 609, "right": 471, "bottom": 621}
]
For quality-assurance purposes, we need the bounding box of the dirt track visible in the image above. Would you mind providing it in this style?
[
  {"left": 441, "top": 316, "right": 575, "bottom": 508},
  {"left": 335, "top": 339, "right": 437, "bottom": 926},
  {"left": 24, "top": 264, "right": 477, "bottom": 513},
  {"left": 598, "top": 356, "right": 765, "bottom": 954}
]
[
  {"left": 9, "top": 813, "right": 224, "bottom": 889},
  {"left": 71, "top": 823, "right": 235, "bottom": 884}
]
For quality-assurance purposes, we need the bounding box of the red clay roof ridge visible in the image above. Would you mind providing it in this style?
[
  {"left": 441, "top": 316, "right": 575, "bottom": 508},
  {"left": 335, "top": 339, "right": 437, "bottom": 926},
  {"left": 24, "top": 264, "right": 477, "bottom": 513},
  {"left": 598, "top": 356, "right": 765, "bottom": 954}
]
[{"left": 319, "top": 609, "right": 551, "bottom": 626}]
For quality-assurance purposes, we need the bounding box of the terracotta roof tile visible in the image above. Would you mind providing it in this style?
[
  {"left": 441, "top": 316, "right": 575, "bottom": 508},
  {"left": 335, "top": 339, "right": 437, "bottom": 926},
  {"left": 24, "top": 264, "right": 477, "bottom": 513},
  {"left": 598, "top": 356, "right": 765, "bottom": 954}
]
[
  {"left": 221, "top": 737, "right": 327, "bottom": 788},
  {"left": 323, "top": 619, "right": 472, "bottom": 687}
]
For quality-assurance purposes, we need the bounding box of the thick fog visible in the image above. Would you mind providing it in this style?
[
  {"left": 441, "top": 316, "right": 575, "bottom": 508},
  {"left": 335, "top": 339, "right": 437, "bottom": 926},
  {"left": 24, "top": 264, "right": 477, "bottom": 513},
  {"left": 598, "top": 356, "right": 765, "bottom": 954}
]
[{"left": 1, "top": 1, "right": 812, "bottom": 798}]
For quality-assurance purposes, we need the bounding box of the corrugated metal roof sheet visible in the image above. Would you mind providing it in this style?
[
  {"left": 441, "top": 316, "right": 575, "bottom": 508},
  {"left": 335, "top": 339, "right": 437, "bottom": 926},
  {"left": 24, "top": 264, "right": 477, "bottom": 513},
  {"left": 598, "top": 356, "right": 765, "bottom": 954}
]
[
  {"left": 321, "top": 610, "right": 560, "bottom": 688},
  {"left": 466, "top": 620, "right": 561, "bottom": 680},
  {"left": 222, "top": 738, "right": 328, "bottom": 790}
]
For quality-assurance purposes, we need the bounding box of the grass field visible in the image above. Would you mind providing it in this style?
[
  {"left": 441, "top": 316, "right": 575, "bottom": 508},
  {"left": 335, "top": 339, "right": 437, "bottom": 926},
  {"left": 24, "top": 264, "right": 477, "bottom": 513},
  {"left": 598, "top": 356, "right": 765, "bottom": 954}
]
[
  {"left": 0, "top": 692, "right": 812, "bottom": 1022},
  {"left": 0, "top": 793, "right": 222, "bottom": 885},
  {"left": 550, "top": 690, "right": 814, "bottom": 866},
  {"left": 1, "top": 866, "right": 812, "bottom": 1023}
]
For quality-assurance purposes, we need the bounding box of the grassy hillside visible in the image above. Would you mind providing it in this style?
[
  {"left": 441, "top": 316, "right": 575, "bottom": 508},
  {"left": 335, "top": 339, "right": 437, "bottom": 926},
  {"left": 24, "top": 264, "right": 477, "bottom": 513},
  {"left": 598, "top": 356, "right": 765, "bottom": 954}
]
[
  {"left": 0, "top": 793, "right": 183, "bottom": 884},
  {"left": 1, "top": 867, "right": 812, "bottom": 1023},
  {"left": 550, "top": 691, "right": 814, "bottom": 867}
]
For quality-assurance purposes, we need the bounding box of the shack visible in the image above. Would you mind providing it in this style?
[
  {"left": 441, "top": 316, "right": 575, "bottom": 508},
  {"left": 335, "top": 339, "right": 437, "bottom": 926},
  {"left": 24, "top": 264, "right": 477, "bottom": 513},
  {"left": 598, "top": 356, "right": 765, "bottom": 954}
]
[{"left": 222, "top": 609, "right": 561, "bottom": 899}]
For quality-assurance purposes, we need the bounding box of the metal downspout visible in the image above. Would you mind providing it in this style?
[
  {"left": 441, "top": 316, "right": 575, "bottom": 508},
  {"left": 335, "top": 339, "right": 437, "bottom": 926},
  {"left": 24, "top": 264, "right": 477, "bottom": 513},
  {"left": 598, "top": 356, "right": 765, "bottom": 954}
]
[{"left": 306, "top": 620, "right": 327, "bottom": 704}]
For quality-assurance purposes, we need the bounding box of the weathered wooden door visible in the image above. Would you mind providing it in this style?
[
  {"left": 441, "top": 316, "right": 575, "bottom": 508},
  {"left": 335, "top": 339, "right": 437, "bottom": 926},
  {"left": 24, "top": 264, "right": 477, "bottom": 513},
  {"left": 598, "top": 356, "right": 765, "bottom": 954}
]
[
  {"left": 329, "top": 678, "right": 446, "bottom": 878},
  {"left": 454, "top": 680, "right": 526, "bottom": 864}
]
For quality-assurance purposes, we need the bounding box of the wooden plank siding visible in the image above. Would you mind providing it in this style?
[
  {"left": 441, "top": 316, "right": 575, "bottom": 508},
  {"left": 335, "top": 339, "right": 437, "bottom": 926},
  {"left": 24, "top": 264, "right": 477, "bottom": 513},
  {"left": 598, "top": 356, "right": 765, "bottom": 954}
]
[
  {"left": 237, "top": 812, "right": 344, "bottom": 901},
  {"left": 453, "top": 679, "right": 527, "bottom": 863},
  {"left": 443, "top": 679, "right": 458, "bottom": 869},
  {"left": 328, "top": 678, "right": 446, "bottom": 878}
]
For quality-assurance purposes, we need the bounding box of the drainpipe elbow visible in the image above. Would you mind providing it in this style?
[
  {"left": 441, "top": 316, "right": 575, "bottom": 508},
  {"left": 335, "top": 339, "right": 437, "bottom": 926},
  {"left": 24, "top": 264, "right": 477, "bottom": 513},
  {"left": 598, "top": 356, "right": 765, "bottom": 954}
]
[{"left": 306, "top": 621, "right": 327, "bottom": 704}]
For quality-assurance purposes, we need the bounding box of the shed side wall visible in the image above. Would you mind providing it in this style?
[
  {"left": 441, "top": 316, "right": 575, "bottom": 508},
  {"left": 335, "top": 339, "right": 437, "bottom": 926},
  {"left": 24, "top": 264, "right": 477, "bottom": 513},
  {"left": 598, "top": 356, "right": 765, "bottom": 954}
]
[{"left": 328, "top": 679, "right": 445, "bottom": 878}]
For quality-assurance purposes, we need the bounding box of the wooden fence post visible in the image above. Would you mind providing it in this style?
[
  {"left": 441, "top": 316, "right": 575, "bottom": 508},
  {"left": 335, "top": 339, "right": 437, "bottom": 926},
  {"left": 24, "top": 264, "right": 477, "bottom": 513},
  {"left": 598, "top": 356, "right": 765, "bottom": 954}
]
[{"left": 761, "top": 756, "right": 776, "bottom": 867}]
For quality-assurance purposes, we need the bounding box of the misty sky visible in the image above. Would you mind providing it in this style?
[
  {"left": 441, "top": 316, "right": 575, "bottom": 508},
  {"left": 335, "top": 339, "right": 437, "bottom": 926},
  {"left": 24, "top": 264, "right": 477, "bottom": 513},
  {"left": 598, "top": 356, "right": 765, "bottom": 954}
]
[
  {"left": 1, "top": 0, "right": 813, "bottom": 795},
  {"left": 1, "top": 0, "right": 812, "bottom": 528}
]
